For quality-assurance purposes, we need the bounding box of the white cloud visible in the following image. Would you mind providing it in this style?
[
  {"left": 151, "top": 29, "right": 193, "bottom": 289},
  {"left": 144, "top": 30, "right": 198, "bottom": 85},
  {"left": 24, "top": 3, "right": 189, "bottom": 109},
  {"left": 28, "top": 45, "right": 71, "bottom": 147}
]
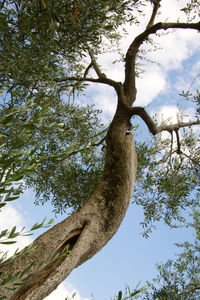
[
  {"left": 152, "top": 105, "right": 179, "bottom": 123},
  {"left": 150, "top": 104, "right": 198, "bottom": 139},
  {"left": 45, "top": 282, "right": 90, "bottom": 300},
  {"left": 91, "top": 0, "right": 199, "bottom": 109},
  {"left": 135, "top": 69, "right": 166, "bottom": 106},
  {"left": 0, "top": 205, "right": 32, "bottom": 257}
]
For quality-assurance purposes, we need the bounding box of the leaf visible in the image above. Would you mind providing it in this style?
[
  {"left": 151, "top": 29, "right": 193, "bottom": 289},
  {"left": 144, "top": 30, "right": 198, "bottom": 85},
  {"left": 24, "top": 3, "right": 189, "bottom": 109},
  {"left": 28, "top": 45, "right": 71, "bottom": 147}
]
[
  {"left": 30, "top": 217, "right": 46, "bottom": 231},
  {"left": 41, "top": 0, "right": 47, "bottom": 9},
  {"left": 8, "top": 226, "right": 16, "bottom": 238},
  {"left": 0, "top": 230, "right": 8, "bottom": 239},
  {"left": 5, "top": 196, "right": 20, "bottom": 202},
  {"left": 117, "top": 291, "right": 122, "bottom": 300},
  {"left": 0, "top": 203, "right": 6, "bottom": 209},
  {"left": 0, "top": 241, "right": 16, "bottom": 245},
  {"left": 19, "top": 261, "right": 35, "bottom": 279}
]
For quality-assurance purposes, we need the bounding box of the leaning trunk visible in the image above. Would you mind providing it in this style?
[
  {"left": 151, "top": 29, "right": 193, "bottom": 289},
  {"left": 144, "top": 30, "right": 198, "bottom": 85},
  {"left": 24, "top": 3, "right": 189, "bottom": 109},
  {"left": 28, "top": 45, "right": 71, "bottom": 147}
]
[{"left": 0, "top": 99, "right": 137, "bottom": 299}]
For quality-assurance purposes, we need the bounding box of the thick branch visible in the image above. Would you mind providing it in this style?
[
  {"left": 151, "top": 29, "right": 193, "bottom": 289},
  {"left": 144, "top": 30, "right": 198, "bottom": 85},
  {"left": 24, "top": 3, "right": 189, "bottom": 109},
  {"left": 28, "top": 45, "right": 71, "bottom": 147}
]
[
  {"left": 123, "top": 21, "right": 200, "bottom": 102},
  {"left": 131, "top": 106, "right": 200, "bottom": 135}
]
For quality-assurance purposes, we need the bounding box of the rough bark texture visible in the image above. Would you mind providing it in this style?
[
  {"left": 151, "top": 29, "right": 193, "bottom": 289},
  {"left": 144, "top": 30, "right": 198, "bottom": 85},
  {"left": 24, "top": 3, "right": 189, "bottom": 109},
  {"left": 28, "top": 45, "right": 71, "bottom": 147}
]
[{"left": 0, "top": 93, "right": 137, "bottom": 299}]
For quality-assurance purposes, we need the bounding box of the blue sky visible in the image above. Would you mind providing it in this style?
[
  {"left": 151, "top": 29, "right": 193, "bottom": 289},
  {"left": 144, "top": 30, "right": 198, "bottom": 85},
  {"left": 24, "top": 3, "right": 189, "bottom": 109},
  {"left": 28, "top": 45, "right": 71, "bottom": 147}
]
[{"left": 1, "top": 0, "right": 200, "bottom": 299}]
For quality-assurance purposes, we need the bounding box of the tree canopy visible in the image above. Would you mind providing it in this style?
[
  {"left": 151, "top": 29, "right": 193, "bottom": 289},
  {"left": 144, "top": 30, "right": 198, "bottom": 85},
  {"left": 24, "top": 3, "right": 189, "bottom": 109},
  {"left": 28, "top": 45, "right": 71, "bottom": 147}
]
[{"left": 0, "top": 0, "right": 200, "bottom": 299}]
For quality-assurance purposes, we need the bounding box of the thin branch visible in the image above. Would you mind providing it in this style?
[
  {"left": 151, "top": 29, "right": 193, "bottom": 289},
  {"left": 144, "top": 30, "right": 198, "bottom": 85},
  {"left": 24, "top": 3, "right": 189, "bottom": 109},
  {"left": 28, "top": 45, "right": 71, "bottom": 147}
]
[
  {"left": 83, "top": 63, "right": 93, "bottom": 78},
  {"left": 180, "top": 151, "right": 200, "bottom": 166},
  {"left": 55, "top": 76, "right": 120, "bottom": 90},
  {"left": 131, "top": 106, "right": 200, "bottom": 135},
  {"left": 87, "top": 48, "right": 106, "bottom": 79},
  {"left": 146, "top": 0, "right": 161, "bottom": 29},
  {"left": 175, "top": 129, "right": 181, "bottom": 154}
]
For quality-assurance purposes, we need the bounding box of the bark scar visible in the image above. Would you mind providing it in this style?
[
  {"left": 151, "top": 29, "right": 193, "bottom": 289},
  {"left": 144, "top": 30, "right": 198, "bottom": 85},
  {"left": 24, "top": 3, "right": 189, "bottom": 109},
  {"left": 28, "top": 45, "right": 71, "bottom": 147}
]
[{"left": 11, "top": 228, "right": 83, "bottom": 300}]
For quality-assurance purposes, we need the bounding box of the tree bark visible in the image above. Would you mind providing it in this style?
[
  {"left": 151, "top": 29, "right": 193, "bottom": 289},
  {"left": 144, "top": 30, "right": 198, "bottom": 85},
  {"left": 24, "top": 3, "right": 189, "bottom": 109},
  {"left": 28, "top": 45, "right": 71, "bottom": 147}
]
[{"left": 0, "top": 94, "right": 137, "bottom": 299}]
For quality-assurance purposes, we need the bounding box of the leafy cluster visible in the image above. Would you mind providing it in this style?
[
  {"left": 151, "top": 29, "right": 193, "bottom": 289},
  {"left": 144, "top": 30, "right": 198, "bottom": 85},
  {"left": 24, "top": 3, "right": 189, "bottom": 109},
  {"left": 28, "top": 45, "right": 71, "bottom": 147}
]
[
  {"left": 139, "top": 209, "right": 200, "bottom": 299},
  {"left": 133, "top": 111, "right": 200, "bottom": 236},
  {"left": 0, "top": 0, "right": 143, "bottom": 95}
]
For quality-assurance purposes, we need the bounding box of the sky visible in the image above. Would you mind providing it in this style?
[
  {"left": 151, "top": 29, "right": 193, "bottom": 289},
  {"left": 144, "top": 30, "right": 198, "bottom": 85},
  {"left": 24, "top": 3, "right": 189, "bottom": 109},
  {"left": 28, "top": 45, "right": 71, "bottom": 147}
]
[{"left": 1, "top": 0, "right": 200, "bottom": 299}]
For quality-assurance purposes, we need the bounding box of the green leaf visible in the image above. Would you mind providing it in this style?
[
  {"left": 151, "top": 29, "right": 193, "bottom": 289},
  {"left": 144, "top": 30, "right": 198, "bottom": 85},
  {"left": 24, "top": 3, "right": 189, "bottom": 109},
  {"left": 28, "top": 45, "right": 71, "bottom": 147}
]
[
  {"left": 0, "top": 241, "right": 17, "bottom": 245},
  {"left": 8, "top": 226, "right": 16, "bottom": 238},
  {"left": 30, "top": 217, "right": 46, "bottom": 231},
  {"left": 0, "top": 230, "right": 8, "bottom": 239},
  {"left": 117, "top": 291, "right": 122, "bottom": 300},
  {"left": 19, "top": 262, "right": 35, "bottom": 279}
]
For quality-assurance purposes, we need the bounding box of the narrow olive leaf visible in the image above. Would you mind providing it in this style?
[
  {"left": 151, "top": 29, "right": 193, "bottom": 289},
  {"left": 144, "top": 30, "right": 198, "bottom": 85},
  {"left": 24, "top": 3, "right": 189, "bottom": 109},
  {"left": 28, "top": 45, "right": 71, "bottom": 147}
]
[
  {"left": 0, "top": 241, "right": 17, "bottom": 245},
  {"left": 8, "top": 226, "right": 16, "bottom": 238},
  {"left": 0, "top": 273, "right": 13, "bottom": 285},
  {"left": 127, "top": 286, "right": 147, "bottom": 298},
  {"left": 30, "top": 217, "right": 47, "bottom": 231},
  {"left": 7, "top": 174, "right": 24, "bottom": 182},
  {"left": 9, "top": 272, "right": 20, "bottom": 283},
  {"left": 47, "top": 219, "right": 54, "bottom": 225},
  {"left": 19, "top": 262, "right": 35, "bottom": 279},
  {"left": 0, "top": 230, "right": 8, "bottom": 238},
  {"left": 5, "top": 196, "right": 20, "bottom": 202},
  {"left": 117, "top": 291, "right": 122, "bottom": 300},
  {"left": 37, "top": 261, "right": 45, "bottom": 270}
]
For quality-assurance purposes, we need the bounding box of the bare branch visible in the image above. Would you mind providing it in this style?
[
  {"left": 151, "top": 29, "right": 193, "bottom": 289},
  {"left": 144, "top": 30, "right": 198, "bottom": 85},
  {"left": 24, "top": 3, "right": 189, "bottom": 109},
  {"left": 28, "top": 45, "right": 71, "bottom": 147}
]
[
  {"left": 87, "top": 48, "right": 106, "bottom": 79},
  {"left": 55, "top": 76, "right": 120, "bottom": 90},
  {"left": 123, "top": 21, "right": 200, "bottom": 102},
  {"left": 174, "top": 129, "right": 181, "bottom": 154},
  {"left": 83, "top": 63, "right": 93, "bottom": 78},
  {"left": 131, "top": 106, "right": 200, "bottom": 135},
  {"left": 146, "top": 0, "right": 161, "bottom": 29}
]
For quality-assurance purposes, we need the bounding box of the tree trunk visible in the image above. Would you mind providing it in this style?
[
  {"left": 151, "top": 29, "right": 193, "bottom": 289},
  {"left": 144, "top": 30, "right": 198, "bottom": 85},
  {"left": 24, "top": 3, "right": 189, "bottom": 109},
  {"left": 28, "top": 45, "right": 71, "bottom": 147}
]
[{"left": 0, "top": 96, "right": 137, "bottom": 299}]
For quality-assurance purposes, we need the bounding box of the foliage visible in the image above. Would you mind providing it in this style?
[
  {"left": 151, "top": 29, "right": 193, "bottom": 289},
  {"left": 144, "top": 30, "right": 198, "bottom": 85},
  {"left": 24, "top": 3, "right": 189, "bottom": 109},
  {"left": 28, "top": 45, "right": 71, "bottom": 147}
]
[
  {"left": 0, "top": 84, "right": 105, "bottom": 213},
  {"left": 137, "top": 209, "right": 200, "bottom": 299},
  {"left": 0, "top": 217, "right": 54, "bottom": 246},
  {"left": 0, "top": 0, "right": 200, "bottom": 298},
  {"left": 0, "top": 241, "right": 71, "bottom": 297},
  {"left": 133, "top": 104, "right": 200, "bottom": 236},
  {"left": 114, "top": 285, "right": 147, "bottom": 300},
  {"left": 0, "top": 0, "right": 142, "bottom": 96}
]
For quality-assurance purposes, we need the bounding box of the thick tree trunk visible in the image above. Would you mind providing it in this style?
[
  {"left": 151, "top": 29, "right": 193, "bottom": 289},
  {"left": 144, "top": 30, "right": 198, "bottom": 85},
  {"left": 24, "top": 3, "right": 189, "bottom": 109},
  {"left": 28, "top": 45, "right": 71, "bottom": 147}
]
[{"left": 0, "top": 97, "right": 137, "bottom": 299}]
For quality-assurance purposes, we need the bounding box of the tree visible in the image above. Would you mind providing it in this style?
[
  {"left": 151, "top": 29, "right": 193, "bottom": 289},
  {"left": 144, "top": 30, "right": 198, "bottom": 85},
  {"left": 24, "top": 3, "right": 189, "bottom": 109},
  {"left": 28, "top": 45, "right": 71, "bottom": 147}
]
[{"left": 0, "top": 0, "right": 200, "bottom": 299}]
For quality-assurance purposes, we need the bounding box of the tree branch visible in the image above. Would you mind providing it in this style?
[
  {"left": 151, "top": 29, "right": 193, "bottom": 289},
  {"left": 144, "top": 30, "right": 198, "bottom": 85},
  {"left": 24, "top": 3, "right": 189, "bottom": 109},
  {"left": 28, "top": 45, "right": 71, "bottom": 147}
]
[
  {"left": 146, "top": 0, "right": 161, "bottom": 29},
  {"left": 83, "top": 63, "right": 93, "bottom": 78},
  {"left": 131, "top": 106, "right": 200, "bottom": 135},
  {"left": 123, "top": 21, "right": 200, "bottom": 103},
  {"left": 87, "top": 48, "right": 106, "bottom": 79},
  {"left": 55, "top": 76, "right": 120, "bottom": 90}
]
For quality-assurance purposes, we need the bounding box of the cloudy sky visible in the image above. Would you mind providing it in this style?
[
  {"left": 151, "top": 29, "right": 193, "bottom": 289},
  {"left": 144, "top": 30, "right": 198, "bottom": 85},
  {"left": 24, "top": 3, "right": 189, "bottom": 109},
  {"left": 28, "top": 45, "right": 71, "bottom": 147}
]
[{"left": 1, "top": 0, "right": 200, "bottom": 299}]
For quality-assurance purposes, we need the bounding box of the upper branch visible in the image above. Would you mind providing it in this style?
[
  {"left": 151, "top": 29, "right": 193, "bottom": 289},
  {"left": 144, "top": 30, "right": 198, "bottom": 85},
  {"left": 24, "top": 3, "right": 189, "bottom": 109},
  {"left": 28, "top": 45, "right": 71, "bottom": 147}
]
[
  {"left": 123, "top": 21, "right": 200, "bottom": 103},
  {"left": 146, "top": 0, "right": 161, "bottom": 29},
  {"left": 55, "top": 76, "right": 122, "bottom": 94},
  {"left": 131, "top": 106, "right": 200, "bottom": 135},
  {"left": 87, "top": 49, "right": 103, "bottom": 79}
]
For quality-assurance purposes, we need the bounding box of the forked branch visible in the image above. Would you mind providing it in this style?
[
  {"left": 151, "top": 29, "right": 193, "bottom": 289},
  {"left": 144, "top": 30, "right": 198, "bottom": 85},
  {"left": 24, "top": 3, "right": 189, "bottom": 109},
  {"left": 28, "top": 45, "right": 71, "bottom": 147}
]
[
  {"left": 131, "top": 106, "right": 200, "bottom": 135},
  {"left": 124, "top": 20, "right": 200, "bottom": 101},
  {"left": 147, "top": 0, "right": 161, "bottom": 29}
]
